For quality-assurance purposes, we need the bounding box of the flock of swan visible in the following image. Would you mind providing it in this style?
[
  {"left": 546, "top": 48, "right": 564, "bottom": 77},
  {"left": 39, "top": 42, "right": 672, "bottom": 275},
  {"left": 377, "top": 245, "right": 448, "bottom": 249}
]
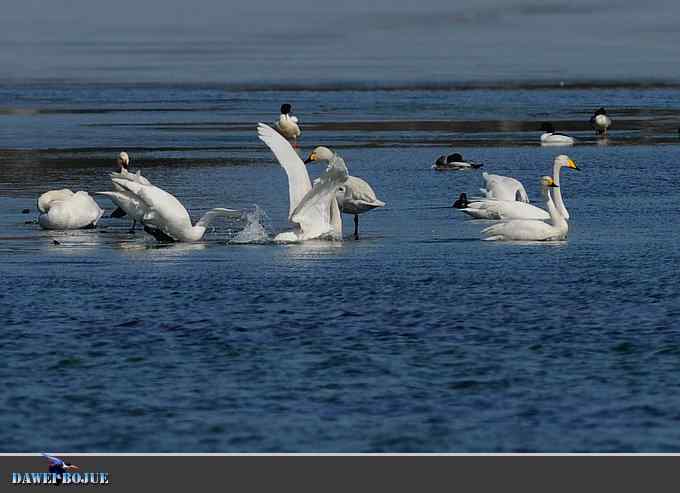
[{"left": 33, "top": 104, "right": 609, "bottom": 244}]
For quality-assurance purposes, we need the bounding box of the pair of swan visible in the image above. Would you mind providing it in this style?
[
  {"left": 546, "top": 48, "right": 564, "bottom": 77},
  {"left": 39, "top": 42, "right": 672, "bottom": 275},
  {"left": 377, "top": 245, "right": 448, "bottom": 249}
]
[
  {"left": 481, "top": 175, "right": 569, "bottom": 241},
  {"left": 257, "top": 123, "right": 384, "bottom": 241},
  {"left": 37, "top": 189, "right": 103, "bottom": 230},
  {"left": 433, "top": 153, "right": 483, "bottom": 170},
  {"left": 455, "top": 155, "right": 579, "bottom": 220}
]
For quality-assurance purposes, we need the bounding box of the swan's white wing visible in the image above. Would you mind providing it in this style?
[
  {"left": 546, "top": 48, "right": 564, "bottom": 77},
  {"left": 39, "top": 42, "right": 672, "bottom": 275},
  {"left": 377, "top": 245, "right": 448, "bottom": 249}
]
[
  {"left": 96, "top": 191, "right": 147, "bottom": 221},
  {"left": 482, "top": 219, "right": 561, "bottom": 241},
  {"left": 38, "top": 191, "right": 103, "bottom": 230},
  {"left": 195, "top": 208, "right": 241, "bottom": 228},
  {"left": 111, "top": 169, "right": 152, "bottom": 186},
  {"left": 482, "top": 173, "right": 529, "bottom": 203},
  {"left": 37, "top": 189, "right": 74, "bottom": 213},
  {"left": 464, "top": 200, "right": 549, "bottom": 220},
  {"left": 290, "top": 157, "right": 348, "bottom": 240},
  {"left": 257, "top": 123, "right": 310, "bottom": 217}
]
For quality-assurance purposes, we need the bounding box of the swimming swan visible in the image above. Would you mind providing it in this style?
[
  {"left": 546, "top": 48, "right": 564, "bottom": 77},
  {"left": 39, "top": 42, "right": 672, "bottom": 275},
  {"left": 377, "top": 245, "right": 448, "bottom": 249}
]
[
  {"left": 37, "top": 189, "right": 103, "bottom": 230},
  {"left": 103, "top": 177, "right": 239, "bottom": 242},
  {"left": 257, "top": 123, "right": 348, "bottom": 242},
  {"left": 455, "top": 155, "right": 579, "bottom": 220},
  {"left": 481, "top": 176, "right": 568, "bottom": 241}
]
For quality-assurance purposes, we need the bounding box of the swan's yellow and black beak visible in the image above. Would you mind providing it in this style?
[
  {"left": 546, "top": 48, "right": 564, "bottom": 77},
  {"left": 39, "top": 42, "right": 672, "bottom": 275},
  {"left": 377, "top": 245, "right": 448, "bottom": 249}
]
[
  {"left": 567, "top": 158, "right": 580, "bottom": 171},
  {"left": 304, "top": 152, "right": 317, "bottom": 165}
]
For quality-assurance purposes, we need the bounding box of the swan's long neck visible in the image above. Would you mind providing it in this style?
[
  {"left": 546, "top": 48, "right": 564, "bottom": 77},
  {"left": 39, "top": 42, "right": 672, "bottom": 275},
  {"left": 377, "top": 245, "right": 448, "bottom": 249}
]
[
  {"left": 544, "top": 186, "right": 568, "bottom": 234},
  {"left": 551, "top": 162, "right": 570, "bottom": 219}
]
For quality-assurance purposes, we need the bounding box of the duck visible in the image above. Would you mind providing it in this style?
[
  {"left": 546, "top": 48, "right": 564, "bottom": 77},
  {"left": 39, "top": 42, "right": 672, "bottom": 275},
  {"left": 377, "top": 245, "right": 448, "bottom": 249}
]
[
  {"left": 540, "top": 122, "right": 575, "bottom": 146},
  {"left": 274, "top": 103, "right": 301, "bottom": 146},
  {"left": 37, "top": 189, "right": 103, "bottom": 230},
  {"left": 590, "top": 107, "right": 612, "bottom": 136},
  {"left": 100, "top": 176, "right": 239, "bottom": 242},
  {"left": 258, "top": 123, "right": 347, "bottom": 242},
  {"left": 432, "top": 153, "right": 483, "bottom": 170},
  {"left": 454, "top": 155, "right": 579, "bottom": 220},
  {"left": 481, "top": 176, "right": 568, "bottom": 241}
]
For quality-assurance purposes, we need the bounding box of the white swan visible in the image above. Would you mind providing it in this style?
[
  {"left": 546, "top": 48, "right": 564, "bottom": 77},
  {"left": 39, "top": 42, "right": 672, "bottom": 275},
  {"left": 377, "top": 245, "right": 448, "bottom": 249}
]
[
  {"left": 102, "top": 177, "right": 239, "bottom": 242},
  {"left": 455, "top": 155, "right": 579, "bottom": 220},
  {"left": 335, "top": 177, "right": 385, "bottom": 240},
  {"left": 540, "top": 122, "right": 575, "bottom": 146},
  {"left": 590, "top": 107, "right": 611, "bottom": 135},
  {"left": 104, "top": 152, "right": 152, "bottom": 231},
  {"left": 274, "top": 103, "right": 301, "bottom": 145},
  {"left": 257, "top": 123, "right": 348, "bottom": 242},
  {"left": 433, "top": 153, "right": 483, "bottom": 170},
  {"left": 481, "top": 176, "right": 568, "bottom": 241},
  {"left": 480, "top": 172, "right": 530, "bottom": 202},
  {"left": 37, "top": 189, "right": 103, "bottom": 230}
]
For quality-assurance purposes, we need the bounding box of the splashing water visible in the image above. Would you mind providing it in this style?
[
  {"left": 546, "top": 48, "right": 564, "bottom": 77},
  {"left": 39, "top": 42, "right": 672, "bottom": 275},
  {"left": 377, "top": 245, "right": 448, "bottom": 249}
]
[{"left": 230, "top": 205, "right": 271, "bottom": 244}]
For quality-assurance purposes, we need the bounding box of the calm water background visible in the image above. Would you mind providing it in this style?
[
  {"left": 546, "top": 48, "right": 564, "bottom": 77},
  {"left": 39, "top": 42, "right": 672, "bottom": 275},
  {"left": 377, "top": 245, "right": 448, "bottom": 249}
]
[
  {"left": 2, "top": 85, "right": 680, "bottom": 452},
  {"left": 2, "top": 0, "right": 680, "bottom": 452}
]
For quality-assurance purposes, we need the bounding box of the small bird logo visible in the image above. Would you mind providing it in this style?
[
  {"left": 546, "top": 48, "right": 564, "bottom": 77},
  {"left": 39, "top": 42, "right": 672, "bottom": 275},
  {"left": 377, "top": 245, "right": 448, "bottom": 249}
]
[{"left": 42, "top": 453, "right": 79, "bottom": 485}]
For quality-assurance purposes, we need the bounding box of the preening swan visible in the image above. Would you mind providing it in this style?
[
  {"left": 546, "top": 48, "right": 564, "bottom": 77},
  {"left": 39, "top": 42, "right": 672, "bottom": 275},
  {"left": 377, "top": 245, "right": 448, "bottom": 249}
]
[
  {"left": 481, "top": 176, "right": 568, "bottom": 241},
  {"left": 102, "top": 177, "right": 239, "bottom": 242},
  {"left": 590, "top": 107, "right": 611, "bottom": 136},
  {"left": 480, "top": 172, "right": 530, "bottom": 202},
  {"left": 455, "top": 155, "right": 579, "bottom": 220},
  {"left": 433, "top": 153, "right": 483, "bottom": 170},
  {"left": 540, "top": 122, "right": 575, "bottom": 146},
  {"left": 257, "top": 123, "right": 348, "bottom": 242},
  {"left": 274, "top": 103, "right": 301, "bottom": 146},
  {"left": 37, "top": 189, "right": 103, "bottom": 230}
]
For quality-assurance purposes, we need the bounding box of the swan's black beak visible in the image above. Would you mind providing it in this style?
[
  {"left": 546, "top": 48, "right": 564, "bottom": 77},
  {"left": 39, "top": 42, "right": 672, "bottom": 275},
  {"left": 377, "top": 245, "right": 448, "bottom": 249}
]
[
  {"left": 304, "top": 152, "right": 317, "bottom": 165},
  {"left": 548, "top": 183, "right": 559, "bottom": 188}
]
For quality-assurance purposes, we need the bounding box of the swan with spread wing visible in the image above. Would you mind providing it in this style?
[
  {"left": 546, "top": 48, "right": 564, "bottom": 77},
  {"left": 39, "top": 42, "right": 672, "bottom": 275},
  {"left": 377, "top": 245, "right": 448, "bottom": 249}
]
[{"left": 257, "top": 123, "right": 348, "bottom": 242}]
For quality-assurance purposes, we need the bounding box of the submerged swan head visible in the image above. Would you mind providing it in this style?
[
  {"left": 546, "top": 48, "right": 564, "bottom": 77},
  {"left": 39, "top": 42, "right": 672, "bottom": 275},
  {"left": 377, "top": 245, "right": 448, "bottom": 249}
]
[
  {"left": 555, "top": 155, "right": 580, "bottom": 171},
  {"left": 117, "top": 152, "right": 130, "bottom": 169},
  {"left": 304, "top": 146, "right": 335, "bottom": 164}
]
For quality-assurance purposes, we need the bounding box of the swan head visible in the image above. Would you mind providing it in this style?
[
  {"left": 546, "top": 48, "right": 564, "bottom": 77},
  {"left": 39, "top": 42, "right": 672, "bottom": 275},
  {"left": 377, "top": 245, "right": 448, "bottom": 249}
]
[
  {"left": 447, "top": 153, "right": 464, "bottom": 163},
  {"left": 280, "top": 103, "right": 292, "bottom": 115},
  {"left": 541, "top": 176, "right": 559, "bottom": 189},
  {"left": 540, "top": 122, "right": 555, "bottom": 133},
  {"left": 304, "top": 146, "right": 334, "bottom": 164},
  {"left": 117, "top": 152, "right": 130, "bottom": 169},
  {"left": 555, "top": 155, "right": 580, "bottom": 171}
]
